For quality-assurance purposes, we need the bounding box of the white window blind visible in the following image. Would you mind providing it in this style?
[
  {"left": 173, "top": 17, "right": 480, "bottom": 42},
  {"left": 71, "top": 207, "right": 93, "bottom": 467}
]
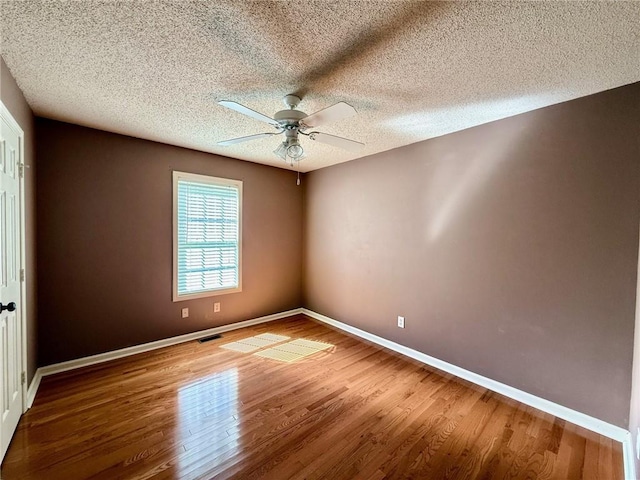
[{"left": 173, "top": 172, "right": 242, "bottom": 300}]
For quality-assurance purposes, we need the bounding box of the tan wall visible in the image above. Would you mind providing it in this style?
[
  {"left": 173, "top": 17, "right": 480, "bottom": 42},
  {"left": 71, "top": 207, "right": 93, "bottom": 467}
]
[
  {"left": 304, "top": 83, "right": 640, "bottom": 427},
  {"left": 0, "top": 57, "right": 37, "bottom": 384},
  {"left": 36, "top": 119, "right": 303, "bottom": 365},
  {"left": 630, "top": 231, "right": 640, "bottom": 472}
]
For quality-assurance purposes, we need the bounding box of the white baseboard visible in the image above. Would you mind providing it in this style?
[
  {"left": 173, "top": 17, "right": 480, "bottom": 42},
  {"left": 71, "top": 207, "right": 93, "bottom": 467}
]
[
  {"left": 302, "top": 309, "right": 630, "bottom": 443},
  {"left": 30, "top": 308, "right": 303, "bottom": 397},
  {"left": 26, "top": 369, "right": 41, "bottom": 409},
  {"left": 622, "top": 430, "right": 638, "bottom": 480}
]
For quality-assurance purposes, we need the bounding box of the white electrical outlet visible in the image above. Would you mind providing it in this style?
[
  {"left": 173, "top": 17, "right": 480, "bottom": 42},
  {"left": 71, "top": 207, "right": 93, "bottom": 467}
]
[
  {"left": 181, "top": 308, "right": 189, "bottom": 318},
  {"left": 214, "top": 302, "right": 221, "bottom": 313},
  {"left": 397, "top": 316, "right": 405, "bottom": 328}
]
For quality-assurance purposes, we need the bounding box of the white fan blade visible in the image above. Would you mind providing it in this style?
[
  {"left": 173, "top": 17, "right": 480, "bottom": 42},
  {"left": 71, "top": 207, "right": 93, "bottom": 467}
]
[
  {"left": 301, "top": 102, "right": 357, "bottom": 128},
  {"left": 217, "top": 132, "right": 279, "bottom": 146},
  {"left": 309, "top": 132, "right": 364, "bottom": 152},
  {"left": 218, "top": 100, "right": 278, "bottom": 126}
]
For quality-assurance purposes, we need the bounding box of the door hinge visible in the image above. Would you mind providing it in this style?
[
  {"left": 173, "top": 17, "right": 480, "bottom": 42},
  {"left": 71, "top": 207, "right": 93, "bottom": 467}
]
[
  {"left": 20, "top": 268, "right": 25, "bottom": 282},
  {"left": 21, "top": 372, "right": 25, "bottom": 385},
  {"left": 18, "top": 163, "right": 24, "bottom": 178}
]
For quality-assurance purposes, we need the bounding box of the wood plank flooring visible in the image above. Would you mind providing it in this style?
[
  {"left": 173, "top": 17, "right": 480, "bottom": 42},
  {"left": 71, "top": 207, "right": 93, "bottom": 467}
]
[{"left": 0, "top": 315, "right": 624, "bottom": 479}]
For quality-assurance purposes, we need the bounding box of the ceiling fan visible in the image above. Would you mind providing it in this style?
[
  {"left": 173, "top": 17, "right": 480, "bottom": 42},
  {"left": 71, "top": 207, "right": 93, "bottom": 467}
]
[{"left": 216, "top": 94, "right": 364, "bottom": 165}]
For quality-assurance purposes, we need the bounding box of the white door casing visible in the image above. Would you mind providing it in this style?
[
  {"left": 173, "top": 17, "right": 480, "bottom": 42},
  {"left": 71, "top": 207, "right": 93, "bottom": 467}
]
[{"left": 0, "top": 102, "right": 25, "bottom": 463}]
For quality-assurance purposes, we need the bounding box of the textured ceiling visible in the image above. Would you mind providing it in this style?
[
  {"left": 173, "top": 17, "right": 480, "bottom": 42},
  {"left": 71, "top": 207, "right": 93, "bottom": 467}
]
[{"left": 1, "top": 1, "right": 639, "bottom": 172}]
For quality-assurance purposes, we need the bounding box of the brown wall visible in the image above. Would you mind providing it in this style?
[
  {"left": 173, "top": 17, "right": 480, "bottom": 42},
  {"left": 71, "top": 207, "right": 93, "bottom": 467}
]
[
  {"left": 0, "top": 57, "right": 38, "bottom": 384},
  {"left": 630, "top": 237, "right": 640, "bottom": 472},
  {"left": 304, "top": 83, "right": 640, "bottom": 428},
  {"left": 36, "top": 119, "right": 303, "bottom": 365}
]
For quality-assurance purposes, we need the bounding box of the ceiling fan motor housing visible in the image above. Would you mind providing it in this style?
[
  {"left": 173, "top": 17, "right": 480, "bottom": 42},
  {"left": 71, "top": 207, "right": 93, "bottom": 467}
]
[
  {"left": 274, "top": 109, "right": 307, "bottom": 129},
  {"left": 283, "top": 94, "right": 301, "bottom": 109}
]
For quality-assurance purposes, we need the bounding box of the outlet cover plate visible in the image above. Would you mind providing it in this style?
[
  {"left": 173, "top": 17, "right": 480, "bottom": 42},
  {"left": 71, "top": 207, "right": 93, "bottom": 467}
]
[
  {"left": 181, "top": 308, "right": 189, "bottom": 318},
  {"left": 398, "top": 316, "right": 405, "bottom": 328}
]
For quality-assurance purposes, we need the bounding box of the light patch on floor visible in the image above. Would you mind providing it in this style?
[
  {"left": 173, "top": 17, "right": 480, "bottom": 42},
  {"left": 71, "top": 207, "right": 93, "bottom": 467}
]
[
  {"left": 271, "top": 343, "right": 320, "bottom": 356},
  {"left": 221, "top": 333, "right": 334, "bottom": 363},
  {"left": 220, "top": 333, "right": 291, "bottom": 353},
  {"left": 254, "top": 333, "right": 290, "bottom": 342},
  {"left": 254, "top": 349, "right": 306, "bottom": 363},
  {"left": 254, "top": 339, "right": 335, "bottom": 363},
  {"left": 235, "top": 336, "right": 283, "bottom": 348},
  {"left": 220, "top": 342, "right": 261, "bottom": 353},
  {"left": 287, "top": 339, "right": 333, "bottom": 351}
]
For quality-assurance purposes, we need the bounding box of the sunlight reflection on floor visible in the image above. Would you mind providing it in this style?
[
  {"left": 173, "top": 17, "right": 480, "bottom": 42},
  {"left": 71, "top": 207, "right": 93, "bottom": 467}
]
[
  {"left": 172, "top": 334, "right": 334, "bottom": 474},
  {"left": 220, "top": 333, "right": 290, "bottom": 352},
  {"left": 177, "top": 368, "right": 239, "bottom": 476},
  {"left": 221, "top": 334, "right": 334, "bottom": 363}
]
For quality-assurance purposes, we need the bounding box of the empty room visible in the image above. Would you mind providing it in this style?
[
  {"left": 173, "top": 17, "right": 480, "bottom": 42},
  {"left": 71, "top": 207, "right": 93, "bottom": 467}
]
[{"left": 1, "top": 1, "right": 639, "bottom": 479}]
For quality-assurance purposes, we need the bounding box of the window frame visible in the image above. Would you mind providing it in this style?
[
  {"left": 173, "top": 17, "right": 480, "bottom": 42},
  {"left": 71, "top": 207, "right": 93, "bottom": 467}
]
[{"left": 172, "top": 171, "right": 243, "bottom": 302}]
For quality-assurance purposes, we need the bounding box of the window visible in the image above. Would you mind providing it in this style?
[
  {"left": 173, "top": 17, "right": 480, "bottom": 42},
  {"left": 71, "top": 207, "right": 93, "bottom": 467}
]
[{"left": 173, "top": 171, "right": 242, "bottom": 301}]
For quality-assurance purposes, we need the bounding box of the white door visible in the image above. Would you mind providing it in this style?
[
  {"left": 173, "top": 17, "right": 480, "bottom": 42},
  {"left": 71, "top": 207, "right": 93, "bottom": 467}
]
[{"left": 0, "top": 105, "right": 24, "bottom": 462}]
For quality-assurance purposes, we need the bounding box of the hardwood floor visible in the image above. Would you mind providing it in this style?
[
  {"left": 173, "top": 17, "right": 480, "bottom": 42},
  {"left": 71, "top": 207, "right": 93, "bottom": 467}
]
[{"left": 1, "top": 315, "right": 624, "bottom": 479}]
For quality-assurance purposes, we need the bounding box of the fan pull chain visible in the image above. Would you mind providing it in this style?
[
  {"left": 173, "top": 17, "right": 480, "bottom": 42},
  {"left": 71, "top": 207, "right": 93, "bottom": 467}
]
[{"left": 297, "top": 169, "right": 301, "bottom": 186}]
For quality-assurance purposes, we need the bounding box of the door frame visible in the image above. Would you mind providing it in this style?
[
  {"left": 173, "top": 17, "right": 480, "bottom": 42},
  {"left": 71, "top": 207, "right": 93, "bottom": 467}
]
[{"left": 0, "top": 100, "right": 28, "bottom": 413}]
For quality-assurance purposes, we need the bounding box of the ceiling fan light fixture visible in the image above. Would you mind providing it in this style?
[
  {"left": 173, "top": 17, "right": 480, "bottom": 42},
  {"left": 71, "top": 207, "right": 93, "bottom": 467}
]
[
  {"left": 273, "top": 142, "right": 288, "bottom": 161},
  {"left": 275, "top": 137, "right": 304, "bottom": 163},
  {"left": 286, "top": 143, "right": 304, "bottom": 159}
]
